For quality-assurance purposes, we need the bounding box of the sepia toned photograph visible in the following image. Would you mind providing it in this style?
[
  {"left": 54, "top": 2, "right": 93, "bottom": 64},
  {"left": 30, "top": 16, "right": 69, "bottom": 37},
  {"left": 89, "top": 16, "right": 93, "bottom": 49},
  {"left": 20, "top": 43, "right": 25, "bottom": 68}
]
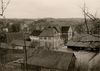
[{"left": 0, "top": 0, "right": 100, "bottom": 71}]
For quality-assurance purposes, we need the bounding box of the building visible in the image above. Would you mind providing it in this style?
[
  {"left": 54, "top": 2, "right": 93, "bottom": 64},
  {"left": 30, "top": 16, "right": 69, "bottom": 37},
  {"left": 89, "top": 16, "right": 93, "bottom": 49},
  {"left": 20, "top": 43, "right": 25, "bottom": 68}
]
[
  {"left": 20, "top": 49, "right": 76, "bottom": 71},
  {"left": 10, "top": 39, "right": 31, "bottom": 50},
  {"left": 30, "top": 30, "right": 42, "bottom": 41},
  {"left": 39, "top": 27, "right": 63, "bottom": 50},
  {"left": 61, "top": 26, "right": 73, "bottom": 44},
  {"left": 66, "top": 34, "right": 100, "bottom": 52},
  {"left": 68, "top": 26, "right": 73, "bottom": 40}
]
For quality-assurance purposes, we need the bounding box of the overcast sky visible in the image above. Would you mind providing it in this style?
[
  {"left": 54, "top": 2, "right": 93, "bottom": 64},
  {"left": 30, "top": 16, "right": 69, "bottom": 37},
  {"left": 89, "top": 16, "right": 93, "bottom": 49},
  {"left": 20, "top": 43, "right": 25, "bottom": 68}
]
[{"left": 1, "top": 0, "right": 100, "bottom": 18}]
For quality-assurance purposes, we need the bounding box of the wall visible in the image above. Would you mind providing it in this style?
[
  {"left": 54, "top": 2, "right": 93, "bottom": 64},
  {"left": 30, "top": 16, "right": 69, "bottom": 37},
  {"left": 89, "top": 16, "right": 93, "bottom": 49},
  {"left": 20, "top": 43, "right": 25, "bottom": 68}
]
[
  {"left": 30, "top": 36, "right": 39, "bottom": 41},
  {"left": 68, "top": 56, "right": 76, "bottom": 71},
  {"left": 68, "top": 27, "right": 73, "bottom": 41},
  {"left": 39, "top": 33, "right": 62, "bottom": 50}
]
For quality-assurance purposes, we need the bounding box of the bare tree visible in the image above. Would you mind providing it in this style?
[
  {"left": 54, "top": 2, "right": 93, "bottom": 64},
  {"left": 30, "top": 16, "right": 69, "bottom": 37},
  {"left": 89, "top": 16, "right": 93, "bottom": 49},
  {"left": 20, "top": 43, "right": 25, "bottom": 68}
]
[
  {"left": 0, "top": 0, "right": 11, "bottom": 17},
  {"left": 0, "top": 0, "right": 11, "bottom": 31},
  {"left": 0, "top": 0, "right": 11, "bottom": 71},
  {"left": 80, "top": 2, "right": 99, "bottom": 34},
  {"left": 81, "top": 2, "right": 90, "bottom": 34}
]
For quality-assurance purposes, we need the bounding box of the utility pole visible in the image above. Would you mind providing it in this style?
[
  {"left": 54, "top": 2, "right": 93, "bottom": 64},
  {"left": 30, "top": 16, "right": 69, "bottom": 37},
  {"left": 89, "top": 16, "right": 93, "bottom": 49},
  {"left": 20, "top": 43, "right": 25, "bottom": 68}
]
[{"left": 23, "top": 31, "right": 28, "bottom": 71}]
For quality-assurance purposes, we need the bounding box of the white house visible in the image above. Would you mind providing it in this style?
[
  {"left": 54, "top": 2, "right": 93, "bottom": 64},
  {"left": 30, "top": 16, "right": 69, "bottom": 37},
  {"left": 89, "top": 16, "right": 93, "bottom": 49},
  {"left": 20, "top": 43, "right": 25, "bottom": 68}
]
[{"left": 39, "top": 27, "right": 63, "bottom": 50}]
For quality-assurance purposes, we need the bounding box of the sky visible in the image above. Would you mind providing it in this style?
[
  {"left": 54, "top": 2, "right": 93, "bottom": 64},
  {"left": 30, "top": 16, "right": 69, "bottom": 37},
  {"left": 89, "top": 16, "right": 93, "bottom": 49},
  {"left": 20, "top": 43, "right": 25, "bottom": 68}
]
[{"left": 0, "top": 0, "right": 100, "bottom": 18}]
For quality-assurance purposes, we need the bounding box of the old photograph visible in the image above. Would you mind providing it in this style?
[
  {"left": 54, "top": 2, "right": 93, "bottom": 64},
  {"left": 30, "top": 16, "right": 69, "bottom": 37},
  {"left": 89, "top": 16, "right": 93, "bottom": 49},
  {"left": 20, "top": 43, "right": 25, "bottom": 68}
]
[{"left": 0, "top": 0, "right": 100, "bottom": 71}]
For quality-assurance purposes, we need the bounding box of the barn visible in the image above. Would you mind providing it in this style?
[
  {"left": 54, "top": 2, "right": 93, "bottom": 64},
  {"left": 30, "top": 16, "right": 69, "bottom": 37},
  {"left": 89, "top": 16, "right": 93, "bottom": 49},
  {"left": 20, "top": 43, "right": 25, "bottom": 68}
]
[{"left": 20, "top": 49, "right": 76, "bottom": 71}]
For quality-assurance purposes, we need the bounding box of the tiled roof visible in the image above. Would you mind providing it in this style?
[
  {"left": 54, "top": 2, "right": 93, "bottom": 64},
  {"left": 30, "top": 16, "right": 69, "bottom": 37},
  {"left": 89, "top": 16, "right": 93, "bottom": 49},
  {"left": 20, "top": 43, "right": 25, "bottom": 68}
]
[
  {"left": 61, "top": 26, "right": 70, "bottom": 33},
  {"left": 39, "top": 27, "right": 58, "bottom": 37},
  {"left": 80, "top": 34, "right": 100, "bottom": 42},
  {"left": 52, "top": 26, "right": 61, "bottom": 33},
  {"left": 26, "top": 49, "right": 75, "bottom": 71},
  {"left": 67, "top": 41, "right": 90, "bottom": 48},
  {"left": 67, "top": 34, "right": 100, "bottom": 48},
  {"left": 71, "top": 34, "right": 100, "bottom": 42}
]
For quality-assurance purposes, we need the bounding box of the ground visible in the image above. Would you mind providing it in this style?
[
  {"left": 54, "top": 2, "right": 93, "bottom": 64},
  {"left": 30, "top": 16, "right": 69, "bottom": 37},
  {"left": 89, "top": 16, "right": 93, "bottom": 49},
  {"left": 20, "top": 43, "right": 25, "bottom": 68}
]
[
  {"left": 0, "top": 47, "right": 100, "bottom": 71},
  {"left": 0, "top": 49, "right": 23, "bottom": 71},
  {"left": 88, "top": 53, "right": 100, "bottom": 71}
]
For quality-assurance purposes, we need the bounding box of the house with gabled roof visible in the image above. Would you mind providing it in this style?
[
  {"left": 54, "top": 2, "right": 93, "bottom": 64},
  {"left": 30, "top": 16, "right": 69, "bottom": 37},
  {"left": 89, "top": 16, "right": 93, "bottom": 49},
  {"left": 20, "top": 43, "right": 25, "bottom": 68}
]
[
  {"left": 61, "top": 26, "right": 74, "bottom": 44},
  {"left": 66, "top": 34, "right": 100, "bottom": 52},
  {"left": 39, "top": 27, "right": 63, "bottom": 50},
  {"left": 19, "top": 49, "right": 76, "bottom": 71}
]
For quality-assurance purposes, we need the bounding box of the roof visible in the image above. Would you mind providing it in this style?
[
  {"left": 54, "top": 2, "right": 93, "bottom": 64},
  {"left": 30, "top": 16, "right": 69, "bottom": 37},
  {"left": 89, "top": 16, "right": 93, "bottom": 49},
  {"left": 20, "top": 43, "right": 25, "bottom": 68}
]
[
  {"left": 25, "top": 49, "right": 75, "bottom": 71},
  {"left": 51, "top": 26, "right": 61, "bottom": 33},
  {"left": 80, "top": 34, "right": 100, "bottom": 42},
  {"left": 61, "top": 26, "right": 70, "bottom": 33},
  {"left": 10, "top": 40, "right": 31, "bottom": 47},
  {"left": 71, "top": 34, "right": 100, "bottom": 42},
  {"left": 39, "top": 27, "right": 58, "bottom": 37},
  {"left": 67, "top": 34, "right": 100, "bottom": 48},
  {"left": 31, "top": 30, "right": 42, "bottom": 36},
  {"left": 67, "top": 41, "right": 90, "bottom": 48},
  {"left": 67, "top": 40, "right": 100, "bottom": 48}
]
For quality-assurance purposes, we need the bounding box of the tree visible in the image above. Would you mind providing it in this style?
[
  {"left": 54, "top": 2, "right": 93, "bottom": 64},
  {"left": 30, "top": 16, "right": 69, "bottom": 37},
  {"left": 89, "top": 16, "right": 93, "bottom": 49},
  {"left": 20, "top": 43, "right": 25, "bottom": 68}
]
[
  {"left": 0, "top": 0, "right": 11, "bottom": 31},
  {"left": 80, "top": 2, "right": 90, "bottom": 34},
  {"left": 0, "top": 32, "right": 6, "bottom": 43},
  {"left": 8, "top": 23, "right": 21, "bottom": 32},
  {"left": 0, "top": 0, "right": 11, "bottom": 17},
  {"left": 75, "top": 24, "right": 85, "bottom": 34},
  {"left": 79, "top": 2, "right": 100, "bottom": 35}
]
